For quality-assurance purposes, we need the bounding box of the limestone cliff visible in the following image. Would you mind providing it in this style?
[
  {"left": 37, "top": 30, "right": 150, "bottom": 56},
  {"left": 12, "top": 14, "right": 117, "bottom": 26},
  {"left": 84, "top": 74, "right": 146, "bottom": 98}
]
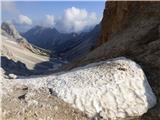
[{"left": 98, "top": 1, "right": 159, "bottom": 45}]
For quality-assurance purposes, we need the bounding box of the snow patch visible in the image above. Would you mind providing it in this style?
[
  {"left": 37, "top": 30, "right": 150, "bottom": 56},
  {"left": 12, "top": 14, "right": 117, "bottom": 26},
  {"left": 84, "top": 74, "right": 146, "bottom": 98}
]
[{"left": 2, "top": 57, "right": 157, "bottom": 119}]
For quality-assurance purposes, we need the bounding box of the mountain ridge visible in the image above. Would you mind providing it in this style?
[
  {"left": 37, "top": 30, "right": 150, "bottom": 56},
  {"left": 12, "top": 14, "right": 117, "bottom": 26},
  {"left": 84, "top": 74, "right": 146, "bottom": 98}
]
[{"left": 22, "top": 24, "right": 100, "bottom": 61}]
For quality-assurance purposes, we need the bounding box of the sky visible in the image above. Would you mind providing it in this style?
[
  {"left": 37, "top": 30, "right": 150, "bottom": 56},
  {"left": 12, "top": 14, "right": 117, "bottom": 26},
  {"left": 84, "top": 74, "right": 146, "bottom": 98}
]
[{"left": 1, "top": 1, "right": 105, "bottom": 33}]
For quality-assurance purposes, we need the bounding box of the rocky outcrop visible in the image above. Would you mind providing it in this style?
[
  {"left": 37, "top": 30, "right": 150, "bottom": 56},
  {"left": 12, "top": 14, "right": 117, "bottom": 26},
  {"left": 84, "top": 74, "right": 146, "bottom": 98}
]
[
  {"left": 97, "top": 1, "right": 160, "bottom": 46},
  {"left": 2, "top": 57, "right": 156, "bottom": 120},
  {"left": 75, "top": 1, "right": 160, "bottom": 119}
]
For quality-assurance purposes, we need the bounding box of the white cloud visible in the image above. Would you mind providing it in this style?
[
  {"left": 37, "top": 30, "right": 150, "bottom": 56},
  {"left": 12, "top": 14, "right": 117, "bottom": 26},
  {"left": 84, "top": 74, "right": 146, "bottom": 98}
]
[
  {"left": 45, "top": 14, "right": 55, "bottom": 27},
  {"left": 19, "top": 14, "right": 32, "bottom": 25},
  {"left": 56, "top": 7, "right": 100, "bottom": 33},
  {"left": 2, "top": 4, "right": 100, "bottom": 33}
]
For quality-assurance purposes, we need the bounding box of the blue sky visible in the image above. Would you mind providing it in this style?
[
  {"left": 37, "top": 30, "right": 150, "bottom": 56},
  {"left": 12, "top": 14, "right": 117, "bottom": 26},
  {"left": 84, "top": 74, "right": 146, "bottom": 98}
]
[{"left": 2, "top": 1, "right": 105, "bottom": 33}]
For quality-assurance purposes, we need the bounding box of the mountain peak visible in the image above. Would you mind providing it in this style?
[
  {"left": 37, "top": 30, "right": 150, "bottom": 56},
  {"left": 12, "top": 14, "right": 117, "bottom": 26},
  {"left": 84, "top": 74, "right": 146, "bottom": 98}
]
[
  {"left": 34, "top": 25, "right": 44, "bottom": 29},
  {"left": 26, "top": 25, "right": 59, "bottom": 34}
]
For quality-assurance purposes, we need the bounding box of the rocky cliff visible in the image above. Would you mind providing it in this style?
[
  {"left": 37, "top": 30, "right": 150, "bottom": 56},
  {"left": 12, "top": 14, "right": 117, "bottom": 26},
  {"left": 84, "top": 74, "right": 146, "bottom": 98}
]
[
  {"left": 76, "top": 1, "right": 160, "bottom": 119},
  {"left": 97, "top": 1, "right": 159, "bottom": 45}
]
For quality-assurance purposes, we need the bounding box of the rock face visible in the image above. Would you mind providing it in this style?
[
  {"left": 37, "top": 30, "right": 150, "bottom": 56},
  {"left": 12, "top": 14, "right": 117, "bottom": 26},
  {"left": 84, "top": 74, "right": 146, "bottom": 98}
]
[
  {"left": 2, "top": 57, "right": 156, "bottom": 120},
  {"left": 76, "top": 1, "right": 160, "bottom": 119},
  {"left": 97, "top": 1, "right": 160, "bottom": 45}
]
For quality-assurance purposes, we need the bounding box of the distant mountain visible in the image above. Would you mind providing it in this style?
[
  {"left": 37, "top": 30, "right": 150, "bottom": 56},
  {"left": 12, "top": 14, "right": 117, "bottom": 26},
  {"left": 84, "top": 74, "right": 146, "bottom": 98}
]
[
  {"left": 22, "top": 24, "right": 101, "bottom": 61},
  {"left": 22, "top": 26, "right": 78, "bottom": 52},
  {"left": 58, "top": 24, "right": 101, "bottom": 61}
]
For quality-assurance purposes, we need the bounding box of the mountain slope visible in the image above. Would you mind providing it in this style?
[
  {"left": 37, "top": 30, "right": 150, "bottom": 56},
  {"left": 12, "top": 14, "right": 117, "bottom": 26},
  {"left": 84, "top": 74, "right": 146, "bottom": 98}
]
[
  {"left": 1, "top": 22, "right": 62, "bottom": 75},
  {"left": 59, "top": 24, "right": 101, "bottom": 61}
]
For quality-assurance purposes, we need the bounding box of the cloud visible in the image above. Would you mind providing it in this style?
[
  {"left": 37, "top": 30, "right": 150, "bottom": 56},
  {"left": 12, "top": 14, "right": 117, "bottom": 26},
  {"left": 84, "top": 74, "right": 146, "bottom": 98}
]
[
  {"left": 44, "top": 14, "right": 55, "bottom": 27},
  {"left": 19, "top": 14, "right": 32, "bottom": 25},
  {"left": 2, "top": 4, "right": 100, "bottom": 33},
  {"left": 2, "top": 2, "right": 32, "bottom": 26},
  {"left": 56, "top": 7, "right": 100, "bottom": 33}
]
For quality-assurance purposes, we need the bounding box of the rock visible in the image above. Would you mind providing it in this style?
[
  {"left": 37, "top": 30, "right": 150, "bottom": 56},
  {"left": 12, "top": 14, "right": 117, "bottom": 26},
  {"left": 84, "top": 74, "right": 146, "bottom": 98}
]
[
  {"left": 2, "top": 57, "right": 156, "bottom": 119},
  {"left": 8, "top": 74, "right": 17, "bottom": 79},
  {"left": 2, "top": 83, "right": 88, "bottom": 120},
  {"left": 96, "top": 1, "right": 160, "bottom": 46},
  {"left": 54, "top": 106, "right": 59, "bottom": 111}
]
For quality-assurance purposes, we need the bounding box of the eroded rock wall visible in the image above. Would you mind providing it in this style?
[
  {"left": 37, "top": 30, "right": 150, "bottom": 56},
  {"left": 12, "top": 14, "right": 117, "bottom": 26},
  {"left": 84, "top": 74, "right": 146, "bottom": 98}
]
[{"left": 98, "top": 1, "right": 159, "bottom": 45}]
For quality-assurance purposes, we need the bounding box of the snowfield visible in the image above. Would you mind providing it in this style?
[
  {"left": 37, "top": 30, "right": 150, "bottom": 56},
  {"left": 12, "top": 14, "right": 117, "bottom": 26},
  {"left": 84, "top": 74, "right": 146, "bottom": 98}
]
[{"left": 1, "top": 57, "right": 157, "bottom": 120}]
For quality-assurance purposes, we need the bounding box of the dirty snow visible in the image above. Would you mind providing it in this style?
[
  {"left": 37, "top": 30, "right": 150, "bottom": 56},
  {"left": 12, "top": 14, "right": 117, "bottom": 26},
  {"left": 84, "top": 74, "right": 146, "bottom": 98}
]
[{"left": 1, "top": 57, "right": 157, "bottom": 120}]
